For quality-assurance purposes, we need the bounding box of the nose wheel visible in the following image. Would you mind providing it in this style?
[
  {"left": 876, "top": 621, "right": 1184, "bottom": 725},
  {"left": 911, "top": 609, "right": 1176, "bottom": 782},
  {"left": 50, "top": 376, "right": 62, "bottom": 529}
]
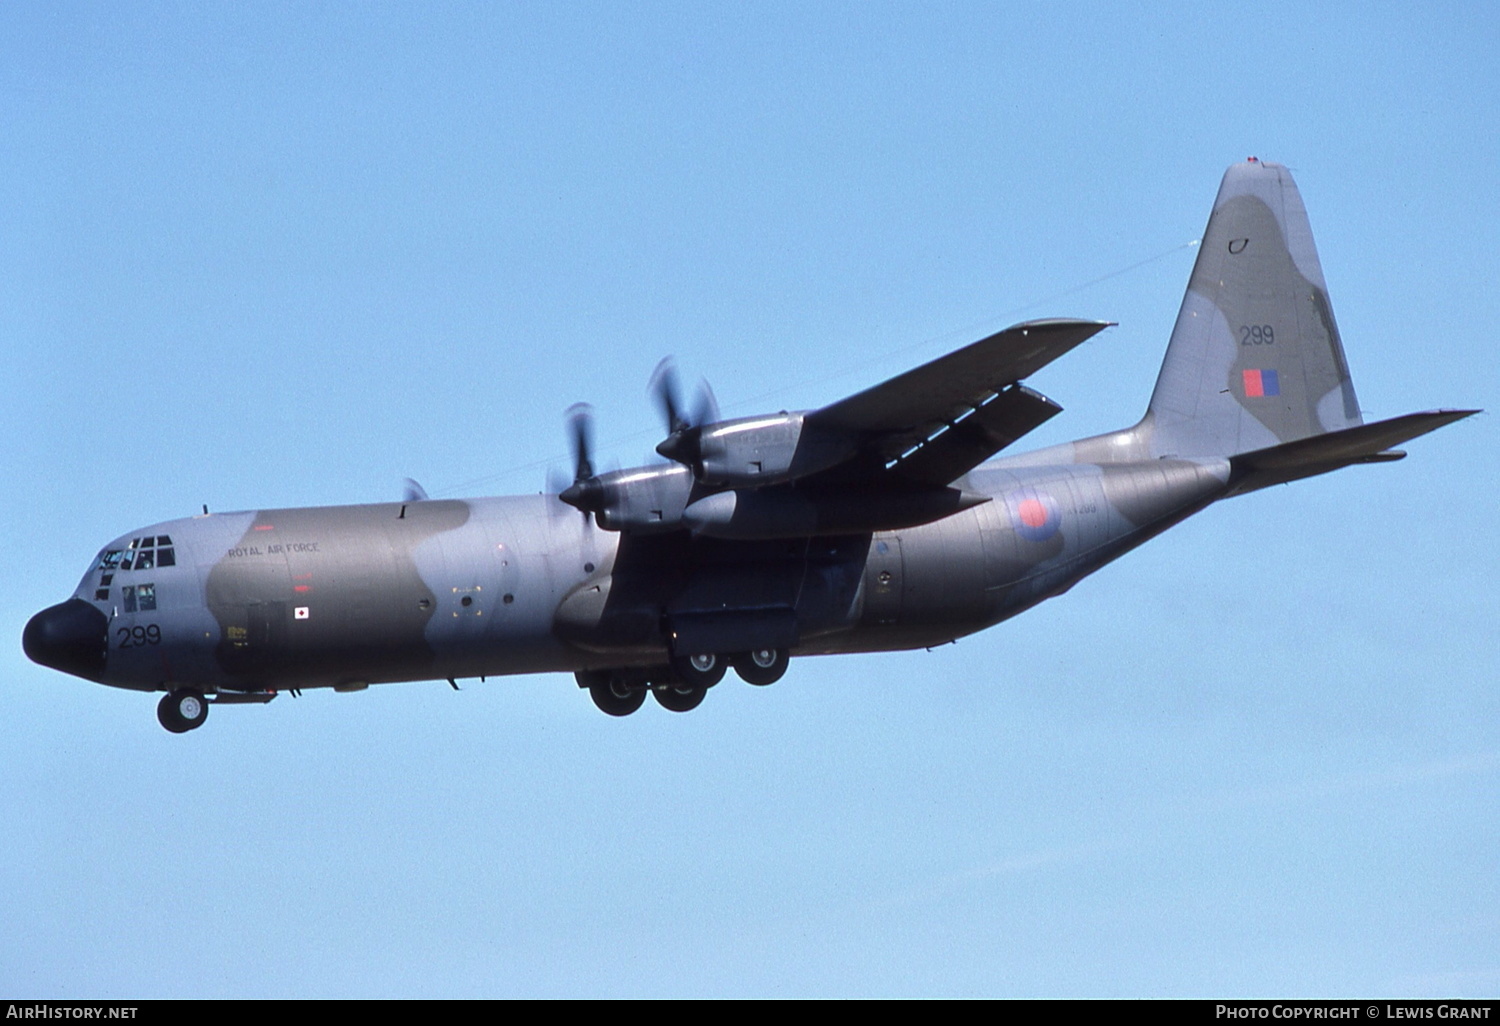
[{"left": 157, "top": 689, "right": 209, "bottom": 733}]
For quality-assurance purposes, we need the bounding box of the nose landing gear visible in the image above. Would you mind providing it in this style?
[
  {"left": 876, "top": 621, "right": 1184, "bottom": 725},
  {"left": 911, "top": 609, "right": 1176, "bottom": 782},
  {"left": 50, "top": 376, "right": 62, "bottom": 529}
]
[{"left": 156, "top": 689, "right": 209, "bottom": 733}]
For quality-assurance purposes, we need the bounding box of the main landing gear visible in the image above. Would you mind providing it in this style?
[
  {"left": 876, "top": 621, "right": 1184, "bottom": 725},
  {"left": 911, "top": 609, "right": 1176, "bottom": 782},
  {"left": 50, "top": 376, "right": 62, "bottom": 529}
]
[
  {"left": 732, "top": 647, "right": 789, "bottom": 687},
  {"left": 577, "top": 647, "right": 791, "bottom": 717},
  {"left": 583, "top": 672, "right": 648, "bottom": 717},
  {"left": 157, "top": 688, "right": 209, "bottom": 733},
  {"left": 653, "top": 681, "right": 707, "bottom": 712}
]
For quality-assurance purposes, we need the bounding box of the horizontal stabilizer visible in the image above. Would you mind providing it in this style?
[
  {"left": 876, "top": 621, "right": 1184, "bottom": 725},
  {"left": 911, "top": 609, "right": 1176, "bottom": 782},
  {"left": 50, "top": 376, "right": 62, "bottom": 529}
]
[{"left": 1226, "top": 409, "right": 1478, "bottom": 495}]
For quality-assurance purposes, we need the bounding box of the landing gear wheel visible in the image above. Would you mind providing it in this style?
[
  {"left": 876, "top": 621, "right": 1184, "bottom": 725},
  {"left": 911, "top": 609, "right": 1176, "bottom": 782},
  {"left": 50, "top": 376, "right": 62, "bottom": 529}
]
[
  {"left": 733, "top": 648, "right": 789, "bottom": 686},
  {"left": 653, "top": 683, "right": 707, "bottom": 713},
  {"left": 157, "top": 689, "right": 209, "bottom": 734},
  {"left": 669, "top": 651, "right": 726, "bottom": 688},
  {"left": 587, "top": 678, "right": 646, "bottom": 717}
]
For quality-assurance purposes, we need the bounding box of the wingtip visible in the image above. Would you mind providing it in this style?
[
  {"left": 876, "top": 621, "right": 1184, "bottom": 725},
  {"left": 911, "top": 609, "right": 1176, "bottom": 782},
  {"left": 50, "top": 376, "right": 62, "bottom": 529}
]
[
  {"left": 1008, "top": 317, "right": 1114, "bottom": 330},
  {"left": 1423, "top": 408, "right": 1483, "bottom": 422}
]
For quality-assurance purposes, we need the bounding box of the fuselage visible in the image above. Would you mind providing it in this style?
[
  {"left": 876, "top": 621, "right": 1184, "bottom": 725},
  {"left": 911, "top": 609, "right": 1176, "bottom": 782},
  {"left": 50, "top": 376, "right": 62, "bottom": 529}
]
[{"left": 26, "top": 451, "right": 1231, "bottom": 698}]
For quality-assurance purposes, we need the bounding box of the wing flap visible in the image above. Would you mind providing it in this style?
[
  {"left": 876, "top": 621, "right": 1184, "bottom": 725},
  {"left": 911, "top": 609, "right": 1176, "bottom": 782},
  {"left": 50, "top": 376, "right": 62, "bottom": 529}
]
[{"left": 883, "top": 384, "right": 1064, "bottom": 486}]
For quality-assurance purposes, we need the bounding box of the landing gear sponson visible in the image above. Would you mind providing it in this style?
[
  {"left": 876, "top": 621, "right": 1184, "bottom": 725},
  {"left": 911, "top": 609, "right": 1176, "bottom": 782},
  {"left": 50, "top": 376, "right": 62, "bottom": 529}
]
[{"left": 576, "top": 647, "right": 790, "bottom": 716}]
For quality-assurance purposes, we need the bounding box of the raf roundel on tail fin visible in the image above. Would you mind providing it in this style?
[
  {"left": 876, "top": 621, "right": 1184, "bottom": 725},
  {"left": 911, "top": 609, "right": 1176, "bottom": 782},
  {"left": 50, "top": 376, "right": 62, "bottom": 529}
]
[{"left": 1146, "top": 159, "right": 1362, "bottom": 459}]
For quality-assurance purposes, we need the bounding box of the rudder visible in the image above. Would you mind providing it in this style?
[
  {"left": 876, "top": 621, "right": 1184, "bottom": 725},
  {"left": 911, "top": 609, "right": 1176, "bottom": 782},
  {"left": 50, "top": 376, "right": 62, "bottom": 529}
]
[{"left": 1147, "top": 159, "right": 1362, "bottom": 458}]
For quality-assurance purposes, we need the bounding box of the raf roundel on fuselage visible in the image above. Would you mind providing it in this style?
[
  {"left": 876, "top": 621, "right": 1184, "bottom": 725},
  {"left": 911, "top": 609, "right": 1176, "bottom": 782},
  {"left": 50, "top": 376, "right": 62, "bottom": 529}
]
[{"left": 1006, "top": 490, "right": 1062, "bottom": 543}]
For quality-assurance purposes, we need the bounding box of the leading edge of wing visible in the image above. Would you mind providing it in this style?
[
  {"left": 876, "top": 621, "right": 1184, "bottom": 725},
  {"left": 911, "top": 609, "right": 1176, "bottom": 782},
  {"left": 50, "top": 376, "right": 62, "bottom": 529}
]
[{"left": 807, "top": 318, "right": 1113, "bottom": 435}]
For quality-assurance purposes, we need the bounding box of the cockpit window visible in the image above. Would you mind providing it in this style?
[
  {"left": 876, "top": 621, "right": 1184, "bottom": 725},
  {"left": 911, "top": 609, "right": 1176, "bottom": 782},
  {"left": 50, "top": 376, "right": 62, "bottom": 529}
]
[
  {"left": 122, "top": 586, "right": 136, "bottom": 613},
  {"left": 103, "top": 539, "right": 176, "bottom": 573}
]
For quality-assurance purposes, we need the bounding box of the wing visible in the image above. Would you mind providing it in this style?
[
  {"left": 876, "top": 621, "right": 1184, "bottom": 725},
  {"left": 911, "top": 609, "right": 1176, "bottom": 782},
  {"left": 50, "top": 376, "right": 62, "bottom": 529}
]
[{"left": 805, "top": 318, "right": 1112, "bottom": 486}]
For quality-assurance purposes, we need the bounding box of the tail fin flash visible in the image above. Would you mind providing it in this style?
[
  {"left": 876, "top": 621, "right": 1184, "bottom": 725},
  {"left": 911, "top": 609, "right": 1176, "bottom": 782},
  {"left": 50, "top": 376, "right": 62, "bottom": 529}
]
[{"left": 1148, "top": 159, "right": 1362, "bottom": 458}]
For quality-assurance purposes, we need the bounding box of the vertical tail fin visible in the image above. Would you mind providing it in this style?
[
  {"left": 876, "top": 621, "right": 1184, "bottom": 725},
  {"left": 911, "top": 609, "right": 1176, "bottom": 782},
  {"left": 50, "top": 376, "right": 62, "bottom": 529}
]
[{"left": 1147, "top": 159, "right": 1362, "bottom": 458}]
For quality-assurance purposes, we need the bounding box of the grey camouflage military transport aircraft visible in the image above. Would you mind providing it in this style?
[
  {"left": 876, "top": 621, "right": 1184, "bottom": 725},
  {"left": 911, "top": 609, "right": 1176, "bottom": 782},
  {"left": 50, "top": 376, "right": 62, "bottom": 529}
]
[{"left": 25, "top": 160, "right": 1477, "bottom": 732}]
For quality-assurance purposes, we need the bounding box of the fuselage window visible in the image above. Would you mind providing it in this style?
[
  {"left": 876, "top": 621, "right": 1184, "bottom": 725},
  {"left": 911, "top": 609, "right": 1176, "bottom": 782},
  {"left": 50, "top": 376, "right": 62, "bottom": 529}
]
[
  {"left": 122, "top": 586, "right": 137, "bottom": 613},
  {"left": 136, "top": 583, "right": 156, "bottom": 611}
]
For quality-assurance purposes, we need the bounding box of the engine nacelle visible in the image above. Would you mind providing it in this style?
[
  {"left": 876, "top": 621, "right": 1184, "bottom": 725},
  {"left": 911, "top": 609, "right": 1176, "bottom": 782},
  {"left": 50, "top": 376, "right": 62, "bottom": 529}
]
[
  {"left": 574, "top": 463, "right": 695, "bottom": 533},
  {"left": 689, "top": 412, "right": 856, "bottom": 488}
]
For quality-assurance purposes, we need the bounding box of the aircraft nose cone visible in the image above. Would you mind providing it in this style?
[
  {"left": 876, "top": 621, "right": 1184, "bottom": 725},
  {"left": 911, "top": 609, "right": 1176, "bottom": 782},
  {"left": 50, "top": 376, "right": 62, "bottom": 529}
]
[{"left": 23, "top": 599, "right": 109, "bottom": 681}]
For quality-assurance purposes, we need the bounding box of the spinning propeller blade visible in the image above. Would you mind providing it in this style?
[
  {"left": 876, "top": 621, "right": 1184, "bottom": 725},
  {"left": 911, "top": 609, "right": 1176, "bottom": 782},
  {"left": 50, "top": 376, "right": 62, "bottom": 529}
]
[
  {"left": 558, "top": 402, "right": 604, "bottom": 516},
  {"left": 650, "top": 357, "right": 719, "bottom": 472}
]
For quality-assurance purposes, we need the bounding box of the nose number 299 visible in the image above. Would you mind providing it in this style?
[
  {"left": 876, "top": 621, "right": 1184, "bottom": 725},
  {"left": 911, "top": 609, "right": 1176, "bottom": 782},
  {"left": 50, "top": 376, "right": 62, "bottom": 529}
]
[{"left": 117, "top": 624, "right": 162, "bottom": 648}]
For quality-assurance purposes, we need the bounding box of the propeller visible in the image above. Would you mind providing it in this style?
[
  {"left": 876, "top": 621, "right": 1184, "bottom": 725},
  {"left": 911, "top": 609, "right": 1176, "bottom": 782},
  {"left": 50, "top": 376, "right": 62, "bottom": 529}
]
[
  {"left": 558, "top": 402, "right": 604, "bottom": 517},
  {"left": 649, "top": 356, "right": 689, "bottom": 435},
  {"left": 650, "top": 357, "right": 719, "bottom": 472}
]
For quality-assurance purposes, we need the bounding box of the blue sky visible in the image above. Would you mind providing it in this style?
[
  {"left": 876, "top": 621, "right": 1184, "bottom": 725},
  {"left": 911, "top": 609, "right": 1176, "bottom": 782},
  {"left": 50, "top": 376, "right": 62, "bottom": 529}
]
[{"left": 3, "top": 2, "right": 1496, "bottom": 997}]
